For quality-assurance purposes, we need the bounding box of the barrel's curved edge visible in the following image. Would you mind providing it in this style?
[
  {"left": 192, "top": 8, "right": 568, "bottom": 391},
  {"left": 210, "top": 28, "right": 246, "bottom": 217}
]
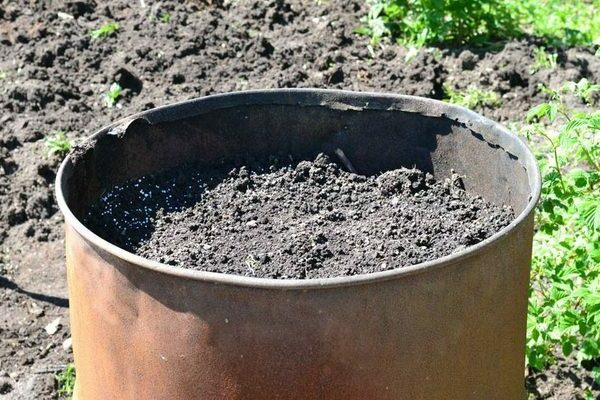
[{"left": 55, "top": 89, "right": 542, "bottom": 290}]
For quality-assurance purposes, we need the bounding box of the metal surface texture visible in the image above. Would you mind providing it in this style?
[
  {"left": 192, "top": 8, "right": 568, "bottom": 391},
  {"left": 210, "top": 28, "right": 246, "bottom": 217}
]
[{"left": 56, "top": 89, "right": 541, "bottom": 400}]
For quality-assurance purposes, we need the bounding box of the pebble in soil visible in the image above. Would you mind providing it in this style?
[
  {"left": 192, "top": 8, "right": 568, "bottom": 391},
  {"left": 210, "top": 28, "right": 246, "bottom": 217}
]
[{"left": 84, "top": 153, "right": 514, "bottom": 279}]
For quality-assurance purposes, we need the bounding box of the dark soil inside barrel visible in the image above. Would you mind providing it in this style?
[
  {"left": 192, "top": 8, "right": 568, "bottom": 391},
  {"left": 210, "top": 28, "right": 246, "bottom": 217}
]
[{"left": 84, "top": 153, "right": 514, "bottom": 279}]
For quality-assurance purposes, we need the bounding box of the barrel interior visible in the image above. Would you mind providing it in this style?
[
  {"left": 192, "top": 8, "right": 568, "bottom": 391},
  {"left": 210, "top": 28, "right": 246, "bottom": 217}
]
[{"left": 62, "top": 99, "right": 533, "bottom": 224}]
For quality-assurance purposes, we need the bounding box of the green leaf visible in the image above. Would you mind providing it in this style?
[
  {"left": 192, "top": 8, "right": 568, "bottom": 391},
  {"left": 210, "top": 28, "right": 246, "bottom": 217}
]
[
  {"left": 593, "top": 367, "right": 600, "bottom": 385},
  {"left": 370, "top": 18, "right": 387, "bottom": 38},
  {"left": 45, "top": 131, "right": 72, "bottom": 157},
  {"left": 90, "top": 21, "right": 119, "bottom": 39},
  {"left": 581, "top": 340, "right": 600, "bottom": 359},
  {"left": 564, "top": 118, "right": 588, "bottom": 133},
  {"left": 370, "top": 3, "right": 384, "bottom": 18},
  {"left": 558, "top": 130, "right": 577, "bottom": 148},
  {"left": 548, "top": 102, "right": 558, "bottom": 122},
  {"left": 527, "top": 103, "right": 551, "bottom": 122},
  {"left": 586, "top": 114, "right": 600, "bottom": 131},
  {"left": 580, "top": 200, "right": 600, "bottom": 231},
  {"left": 353, "top": 26, "right": 372, "bottom": 36},
  {"left": 568, "top": 169, "right": 588, "bottom": 188},
  {"left": 56, "top": 363, "right": 76, "bottom": 397},
  {"left": 104, "top": 83, "right": 123, "bottom": 108},
  {"left": 562, "top": 340, "right": 573, "bottom": 356},
  {"left": 591, "top": 247, "right": 600, "bottom": 263}
]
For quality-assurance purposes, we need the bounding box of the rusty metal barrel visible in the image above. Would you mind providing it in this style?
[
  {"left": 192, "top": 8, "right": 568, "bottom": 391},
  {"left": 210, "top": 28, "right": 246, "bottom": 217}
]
[{"left": 56, "top": 90, "right": 540, "bottom": 400}]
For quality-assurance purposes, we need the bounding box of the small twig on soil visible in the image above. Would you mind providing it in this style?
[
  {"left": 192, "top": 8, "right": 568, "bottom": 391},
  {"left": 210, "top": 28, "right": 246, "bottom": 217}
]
[
  {"left": 57, "top": 12, "right": 74, "bottom": 20},
  {"left": 334, "top": 148, "right": 357, "bottom": 174},
  {"left": 33, "top": 364, "right": 68, "bottom": 374}
]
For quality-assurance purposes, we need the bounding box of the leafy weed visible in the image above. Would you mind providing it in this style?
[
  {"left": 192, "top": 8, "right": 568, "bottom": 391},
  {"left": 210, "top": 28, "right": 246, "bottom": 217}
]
[
  {"left": 524, "top": 79, "right": 600, "bottom": 377},
  {"left": 443, "top": 84, "right": 501, "bottom": 109},
  {"left": 90, "top": 21, "right": 119, "bottom": 39},
  {"left": 159, "top": 12, "right": 171, "bottom": 23},
  {"left": 56, "top": 364, "right": 76, "bottom": 399},
  {"left": 356, "top": 0, "right": 600, "bottom": 50},
  {"left": 355, "top": 0, "right": 521, "bottom": 47},
  {"left": 45, "top": 131, "right": 72, "bottom": 157},
  {"left": 530, "top": 46, "right": 558, "bottom": 74},
  {"left": 104, "top": 83, "right": 123, "bottom": 108}
]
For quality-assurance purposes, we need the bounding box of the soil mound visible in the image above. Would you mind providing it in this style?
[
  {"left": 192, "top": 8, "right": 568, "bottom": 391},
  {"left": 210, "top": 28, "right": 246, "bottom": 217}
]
[{"left": 85, "top": 153, "right": 514, "bottom": 279}]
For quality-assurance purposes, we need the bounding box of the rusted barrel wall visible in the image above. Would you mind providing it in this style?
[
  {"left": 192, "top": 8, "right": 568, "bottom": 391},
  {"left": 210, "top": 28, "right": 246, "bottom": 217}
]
[{"left": 56, "top": 90, "right": 540, "bottom": 400}]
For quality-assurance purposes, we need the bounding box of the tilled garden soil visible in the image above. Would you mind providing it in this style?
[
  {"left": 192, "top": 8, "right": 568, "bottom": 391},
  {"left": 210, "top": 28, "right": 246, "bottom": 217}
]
[
  {"left": 1, "top": 0, "right": 599, "bottom": 398},
  {"left": 85, "top": 154, "right": 513, "bottom": 279}
]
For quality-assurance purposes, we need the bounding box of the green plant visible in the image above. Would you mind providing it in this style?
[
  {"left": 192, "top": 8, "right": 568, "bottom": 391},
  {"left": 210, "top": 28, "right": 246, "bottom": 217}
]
[
  {"left": 159, "top": 12, "right": 171, "bottom": 23},
  {"left": 104, "top": 83, "right": 123, "bottom": 107},
  {"left": 563, "top": 78, "right": 600, "bottom": 104},
  {"left": 518, "top": 0, "right": 600, "bottom": 47},
  {"left": 356, "top": 0, "right": 600, "bottom": 49},
  {"left": 45, "top": 131, "right": 72, "bottom": 157},
  {"left": 56, "top": 364, "right": 76, "bottom": 399},
  {"left": 90, "top": 21, "right": 119, "bottom": 39},
  {"left": 530, "top": 46, "right": 558, "bottom": 74},
  {"left": 355, "top": 0, "right": 522, "bottom": 47},
  {"left": 443, "top": 84, "right": 501, "bottom": 109},
  {"left": 524, "top": 79, "right": 600, "bottom": 380}
]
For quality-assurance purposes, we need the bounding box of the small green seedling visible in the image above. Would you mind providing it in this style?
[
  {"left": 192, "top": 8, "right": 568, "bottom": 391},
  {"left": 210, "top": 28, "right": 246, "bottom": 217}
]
[
  {"left": 56, "top": 363, "right": 76, "bottom": 399},
  {"left": 45, "top": 131, "right": 72, "bottom": 157},
  {"left": 530, "top": 47, "right": 558, "bottom": 74},
  {"left": 159, "top": 12, "right": 171, "bottom": 23},
  {"left": 566, "top": 78, "right": 600, "bottom": 104},
  {"left": 104, "top": 83, "right": 123, "bottom": 107},
  {"left": 443, "top": 84, "right": 501, "bottom": 109},
  {"left": 90, "top": 21, "right": 119, "bottom": 39}
]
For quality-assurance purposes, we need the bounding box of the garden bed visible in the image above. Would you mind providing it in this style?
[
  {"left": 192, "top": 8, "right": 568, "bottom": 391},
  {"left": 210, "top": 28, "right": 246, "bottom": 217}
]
[{"left": 0, "top": 0, "right": 598, "bottom": 398}]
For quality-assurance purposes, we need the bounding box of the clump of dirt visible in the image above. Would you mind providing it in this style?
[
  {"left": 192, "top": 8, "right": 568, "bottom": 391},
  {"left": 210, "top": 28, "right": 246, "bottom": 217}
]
[{"left": 84, "top": 153, "right": 514, "bottom": 279}]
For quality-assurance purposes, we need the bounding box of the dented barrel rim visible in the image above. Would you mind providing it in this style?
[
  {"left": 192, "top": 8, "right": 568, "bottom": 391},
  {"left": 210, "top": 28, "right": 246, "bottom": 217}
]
[{"left": 55, "top": 89, "right": 542, "bottom": 289}]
